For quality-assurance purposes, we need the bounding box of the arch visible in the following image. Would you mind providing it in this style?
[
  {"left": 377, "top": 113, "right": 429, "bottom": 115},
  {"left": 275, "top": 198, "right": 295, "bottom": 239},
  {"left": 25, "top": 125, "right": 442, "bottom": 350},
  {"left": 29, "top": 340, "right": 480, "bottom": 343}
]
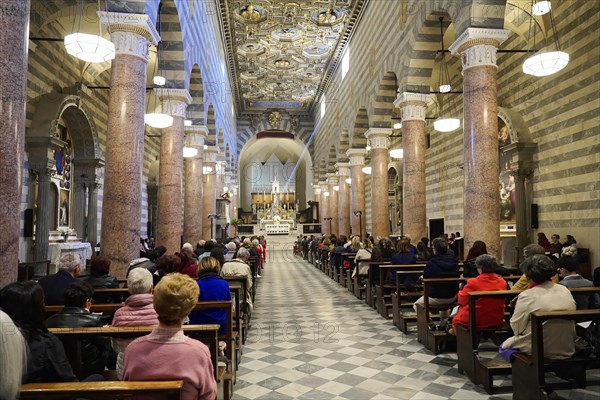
[
  {"left": 238, "top": 135, "right": 313, "bottom": 210},
  {"left": 156, "top": 0, "right": 186, "bottom": 89},
  {"left": 350, "top": 108, "right": 369, "bottom": 149},
  {"left": 337, "top": 129, "right": 350, "bottom": 162},
  {"left": 206, "top": 104, "right": 216, "bottom": 146},
  {"left": 216, "top": 128, "right": 224, "bottom": 150},
  {"left": 27, "top": 94, "right": 101, "bottom": 161},
  {"left": 188, "top": 64, "right": 204, "bottom": 124},
  {"left": 370, "top": 72, "right": 398, "bottom": 128}
]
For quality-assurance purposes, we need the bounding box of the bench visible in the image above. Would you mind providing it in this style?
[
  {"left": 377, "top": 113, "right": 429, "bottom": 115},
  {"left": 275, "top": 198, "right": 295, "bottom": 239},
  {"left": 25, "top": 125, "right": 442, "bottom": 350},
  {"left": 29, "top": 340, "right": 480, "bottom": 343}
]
[
  {"left": 376, "top": 264, "right": 427, "bottom": 319},
  {"left": 391, "top": 269, "right": 426, "bottom": 332},
  {"left": 512, "top": 308, "right": 600, "bottom": 400},
  {"left": 365, "top": 261, "right": 391, "bottom": 308},
  {"left": 455, "top": 289, "right": 520, "bottom": 394},
  {"left": 340, "top": 252, "right": 356, "bottom": 289},
  {"left": 20, "top": 380, "right": 185, "bottom": 400},
  {"left": 49, "top": 324, "right": 221, "bottom": 383},
  {"left": 18, "top": 260, "right": 51, "bottom": 281},
  {"left": 224, "top": 277, "right": 250, "bottom": 345}
]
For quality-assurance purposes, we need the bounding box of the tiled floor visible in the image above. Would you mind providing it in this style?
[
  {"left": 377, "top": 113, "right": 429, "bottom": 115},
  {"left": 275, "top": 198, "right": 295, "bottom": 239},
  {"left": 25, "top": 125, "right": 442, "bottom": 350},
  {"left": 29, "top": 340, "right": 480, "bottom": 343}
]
[{"left": 233, "top": 249, "right": 599, "bottom": 400}]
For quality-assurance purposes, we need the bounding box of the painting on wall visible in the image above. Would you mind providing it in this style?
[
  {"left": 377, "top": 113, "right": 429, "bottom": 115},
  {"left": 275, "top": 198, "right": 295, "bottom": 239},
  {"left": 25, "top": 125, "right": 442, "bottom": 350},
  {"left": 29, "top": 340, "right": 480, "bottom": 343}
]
[
  {"left": 498, "top": 118, "right": 516, "bottom": 223},
  {"left": 59, "top": 190, "right": 69, "bottom": 227}
]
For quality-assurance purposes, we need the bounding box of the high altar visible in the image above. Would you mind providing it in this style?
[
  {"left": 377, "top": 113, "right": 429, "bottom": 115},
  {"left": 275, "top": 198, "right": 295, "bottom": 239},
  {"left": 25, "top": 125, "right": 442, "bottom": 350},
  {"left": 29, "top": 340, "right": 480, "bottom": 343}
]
[{"left": 254, "top": 178, "right": 297, "bottom": 234}]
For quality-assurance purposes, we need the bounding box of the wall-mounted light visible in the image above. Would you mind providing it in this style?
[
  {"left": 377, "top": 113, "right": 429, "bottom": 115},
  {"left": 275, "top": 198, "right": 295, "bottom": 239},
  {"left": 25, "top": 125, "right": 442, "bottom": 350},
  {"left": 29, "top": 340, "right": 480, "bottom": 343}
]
[{"left": 362, "top": 166, "right": 372, "bottom": 174}]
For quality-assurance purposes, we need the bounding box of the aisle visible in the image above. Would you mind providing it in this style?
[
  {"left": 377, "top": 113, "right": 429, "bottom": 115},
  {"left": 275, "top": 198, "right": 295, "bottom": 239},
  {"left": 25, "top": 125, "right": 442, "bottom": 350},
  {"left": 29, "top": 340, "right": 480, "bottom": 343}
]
[{"left": 233, "top": 250, "right": 491, "bottom": 400}]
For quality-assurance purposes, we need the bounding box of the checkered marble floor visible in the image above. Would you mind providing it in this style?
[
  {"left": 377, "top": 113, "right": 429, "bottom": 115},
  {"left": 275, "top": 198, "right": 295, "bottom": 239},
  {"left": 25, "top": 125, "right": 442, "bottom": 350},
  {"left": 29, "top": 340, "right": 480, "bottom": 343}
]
[{"left": 233, "top": 250, "right": 600, "bottom": 400}]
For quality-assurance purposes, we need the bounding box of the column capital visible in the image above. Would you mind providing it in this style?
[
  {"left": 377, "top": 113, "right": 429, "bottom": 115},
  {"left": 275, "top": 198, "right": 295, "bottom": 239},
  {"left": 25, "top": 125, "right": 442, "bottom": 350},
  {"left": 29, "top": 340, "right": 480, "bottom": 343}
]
[
  {"left": 327, "top": 173, "right": 338, "bottom": 185},
  {"left": 365, "top": 128, "right": 392, "bottom": 150},
  {"left": 394, "top": 93, "right": 433, "bottom": 122},
  {"left": 449, "top": 28, "right": 510, "bottom": 71},
  {"left": 156, "top": 89, "right": 192, "bottom": 118},
  {"left": 335, "top": 162, "right": 350, "bottom": 176},
  {"left": 185, "top": 126, "right": 207, "bottom": 148},
  {"left": 346, "top": 148, "right": 367, "bottom": 166},
  {"left": 99, "top": 12, "right": 160, "bottom": 61},
  {"left": 203, "top": 146, "right": 219, "bottom": 164}
]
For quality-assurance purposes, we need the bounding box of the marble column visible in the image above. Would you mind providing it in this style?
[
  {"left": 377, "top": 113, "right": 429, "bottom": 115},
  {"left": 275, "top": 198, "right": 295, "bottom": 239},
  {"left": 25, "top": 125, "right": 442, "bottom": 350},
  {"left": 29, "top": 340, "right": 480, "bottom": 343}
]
[
  {"left": 336, "top": 163, "right": 351, "bottom": 237},
  {"left": 202, "top": 147, "right": 219, "bottom": 240},
  {"left": 365, "top": 128, "right": 392, "bottom": 240},
  {"left": 76, "top": 159, "right": 104, "bottom": 242},
  {"left": 155, "top": 89, "right": 191, "bottom": 254},
  {"left": 346, "top": 149, "right": 367, "bottom": 239},
  {"left": 0, "top": 0, "right": 29, "bottom": 285},
  {"left": 450, "top": 28, "right": 509, "bottom": 260},
  {"left": 327, "top": 174, "right": 339, "bottom": 237},
  {"left": 512, "top": 162, "right": 535, "bottom": 251},
  {"left": 319, "top": 182, "right": 330, "bottom": 235},
  {"left": 183, "top": 126, "right": 207, "bottom": 245},
  {"left": 394, "top": 93, "right": 431, "bottom": 242},
  {"left": 72, "top": 181, "right": 87, "bottom": 241},
  {"left": 99, "top": 12, "right": 160, "bottom": 277}
]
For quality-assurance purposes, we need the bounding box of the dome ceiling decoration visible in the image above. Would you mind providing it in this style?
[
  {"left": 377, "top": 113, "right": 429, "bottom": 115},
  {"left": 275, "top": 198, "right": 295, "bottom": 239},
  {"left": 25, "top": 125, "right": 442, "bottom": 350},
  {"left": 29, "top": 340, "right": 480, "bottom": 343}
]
[{"left": 218, "top": 1, "right": 366, "bottom": 114}]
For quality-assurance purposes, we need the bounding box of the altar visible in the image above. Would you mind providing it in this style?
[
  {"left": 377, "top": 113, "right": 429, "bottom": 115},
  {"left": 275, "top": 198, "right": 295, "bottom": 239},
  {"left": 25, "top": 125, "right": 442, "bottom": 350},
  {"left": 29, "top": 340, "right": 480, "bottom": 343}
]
[
  {"left": 265, "top": 224, "right": 291, "bottom": 235},
  {"left": 48, "top": 242, "right": 93, "bottom": 266}
]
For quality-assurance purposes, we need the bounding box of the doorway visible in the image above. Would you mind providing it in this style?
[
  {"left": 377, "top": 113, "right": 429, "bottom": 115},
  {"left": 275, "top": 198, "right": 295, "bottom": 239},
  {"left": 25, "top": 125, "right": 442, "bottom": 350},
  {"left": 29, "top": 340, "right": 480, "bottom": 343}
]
[{"left": 429, "top": 218, "right": 444, "bottom": 241}]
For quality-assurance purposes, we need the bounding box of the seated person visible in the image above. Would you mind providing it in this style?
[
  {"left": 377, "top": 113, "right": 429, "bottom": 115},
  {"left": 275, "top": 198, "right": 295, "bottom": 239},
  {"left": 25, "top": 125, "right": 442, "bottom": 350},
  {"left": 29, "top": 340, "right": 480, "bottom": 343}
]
[
  {"left": 37, "top": 253, "right": 82, "bottom": 305},
  {"left": 153, "top": 254, "right": 181, "bottom": 286},
  {"left": 0, "top": 281, "right": 77, "bottom": 383},
  {"left": 501, "top": 255, "right": 576, "bottom": 359},
  {"left": 0, "top": 310, "right": 27, "bottom": 400},
  {"left": 557, "top": 255, "right": 599, "bottom": 309},
  {"left": 189, "top": 257, "right": 232, "bottom": 335},
  {"left": 221, "top": 247, "right": 253, "bottom": 312},
  {"left": 81, "top": 255, "right": 119, "bottom": 303},
  {"left": 547, "top": 234, "right": 563, "bottom": 255},
  {"left": 390, "top": 238, "right": 417, "bottom": 283},
  {"left": 123, "top": 273, "right": 217, "bottom": 400},
  {"left": 512, "top": 244, "right": 558, "bottom": 290},
  {"left": 111, "top": 268, "right": 159, "bottom": 379},
  {"left": 223, "top": 241, "right": 238, "bottom": 262},
  {"left": 331, "top": 238, "right": 347, "bottom": 269},
  {"left": 413, "top": 237, "right": 459, "bottom": 328},
  {"left": 416, "top": 241, "right": 432, "bottom": 262},
  {"left": 176, "top": 248, "right": 199, "bottom": 280},
  {"left": 46, "top": 282, "right": 109, "bottom": 378},
  {"left": 352, "top": 239, "right": 373, "bottom": 278},
  {"left": 462, "top": 241, "right": 488, "bottom": 277},
  {"left": 450, "top": 255, "right": 508, "bottom": 334}
]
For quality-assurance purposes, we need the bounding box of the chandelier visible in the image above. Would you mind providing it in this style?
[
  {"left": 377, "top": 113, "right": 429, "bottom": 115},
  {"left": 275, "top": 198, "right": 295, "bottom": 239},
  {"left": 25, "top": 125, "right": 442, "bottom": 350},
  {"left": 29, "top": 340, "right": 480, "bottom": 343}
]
[
  {"left": 434, "top": 17, "right": 460, "bottom": 133},
  {"left": 64, "top": 0, "right": 115, "bottom": 63}
]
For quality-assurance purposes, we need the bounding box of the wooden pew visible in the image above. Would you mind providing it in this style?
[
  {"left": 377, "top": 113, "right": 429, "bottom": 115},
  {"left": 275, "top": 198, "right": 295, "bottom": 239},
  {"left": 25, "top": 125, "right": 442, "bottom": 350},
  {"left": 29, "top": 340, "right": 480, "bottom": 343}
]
[
  {"left": 20, "top": 380, "right": 185, "bottom": 400},
  {"left": 512, "top": 308, "right": 600, "bottom": 400},
  {"left": 224, "top": 277, "right": 250, "bottom": 344},
  {"left": 365, "top": 260, "right": 390, "bottom": 308},
  {"left": 376, "top": 264, "right": 427, "bottom": 319},
  {"left": 18, "top": 260, "right": 51, "bottom": 281},
  {"left": 455, "top": 289, "right": 520, "bottom": 394},
  {"left": 341, "top": 252, "right": 357, "bottom": 291},
  {"left": 391, "top": 269, "right": 426, "bottom": 332},
  {"left": 49, "top": 324, "right": 220, "bottom": 383}
]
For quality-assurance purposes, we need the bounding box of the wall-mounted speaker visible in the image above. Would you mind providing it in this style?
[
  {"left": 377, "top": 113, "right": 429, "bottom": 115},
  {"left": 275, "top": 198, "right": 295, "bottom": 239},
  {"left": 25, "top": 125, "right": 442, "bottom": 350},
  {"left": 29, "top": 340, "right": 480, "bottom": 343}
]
[
  {"left": 531, "top": 203, "right": 539, "bottom": 229},
  {"left": 24, "top": 208, "right": 34, "bottom": 237}
]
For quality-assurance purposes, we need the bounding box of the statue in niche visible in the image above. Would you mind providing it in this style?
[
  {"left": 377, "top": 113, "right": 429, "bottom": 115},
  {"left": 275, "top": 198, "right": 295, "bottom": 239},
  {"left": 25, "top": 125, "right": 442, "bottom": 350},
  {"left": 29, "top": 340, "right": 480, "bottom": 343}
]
[
  {"left": 59, "top": 201, "right": 69, "bottom": 226},
  {"left": 240, "top": 4, "right": 260, "bottom": 21}
]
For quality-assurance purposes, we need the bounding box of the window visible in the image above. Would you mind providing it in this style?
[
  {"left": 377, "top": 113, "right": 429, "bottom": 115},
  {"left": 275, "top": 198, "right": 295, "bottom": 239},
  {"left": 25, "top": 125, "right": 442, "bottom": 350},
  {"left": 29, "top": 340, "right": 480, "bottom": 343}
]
[
  {"left": 341, "top": 48, "right": 350, "bottom": 80},
  {"left": 321, "top": 95, "right": 326, "bottom": 119}
]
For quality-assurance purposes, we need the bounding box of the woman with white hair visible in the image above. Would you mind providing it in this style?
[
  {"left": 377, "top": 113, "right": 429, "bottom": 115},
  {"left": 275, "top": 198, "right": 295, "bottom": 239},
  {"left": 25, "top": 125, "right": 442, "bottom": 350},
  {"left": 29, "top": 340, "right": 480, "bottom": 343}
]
[
  {"left": 111, "top": 267, "right": 159, "bottom": 378},
  {"left": 224, "top": 241, "right": 238, "bottom": 262},
  {"left": 0, "top": 311, "right": 27, "bottom": 400}
]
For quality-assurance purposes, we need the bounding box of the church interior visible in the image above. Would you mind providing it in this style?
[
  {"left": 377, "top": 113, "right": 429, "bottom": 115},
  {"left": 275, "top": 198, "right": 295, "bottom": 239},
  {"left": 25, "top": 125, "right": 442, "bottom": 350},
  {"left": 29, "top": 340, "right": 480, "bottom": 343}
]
[{"left": 0, "top": 0, "right": 599, "bottom": 399}]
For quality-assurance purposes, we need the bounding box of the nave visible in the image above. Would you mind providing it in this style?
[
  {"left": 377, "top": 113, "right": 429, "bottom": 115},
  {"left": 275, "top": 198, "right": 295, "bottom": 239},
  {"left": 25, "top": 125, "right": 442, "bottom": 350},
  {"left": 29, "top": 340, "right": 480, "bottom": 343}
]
[{"left": 235, "top": 250, "right": 492, "bottom": 400}]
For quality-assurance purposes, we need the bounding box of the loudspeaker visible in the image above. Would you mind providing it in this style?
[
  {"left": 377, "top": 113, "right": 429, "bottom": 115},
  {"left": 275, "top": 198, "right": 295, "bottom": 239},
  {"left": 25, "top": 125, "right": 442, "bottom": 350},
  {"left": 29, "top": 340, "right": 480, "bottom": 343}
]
[
  {"left": 24, "top": 208, "right": 34, "bottom": 237},
  {"left": 531, "top": 203, "right": 539, "bottom": 229}
]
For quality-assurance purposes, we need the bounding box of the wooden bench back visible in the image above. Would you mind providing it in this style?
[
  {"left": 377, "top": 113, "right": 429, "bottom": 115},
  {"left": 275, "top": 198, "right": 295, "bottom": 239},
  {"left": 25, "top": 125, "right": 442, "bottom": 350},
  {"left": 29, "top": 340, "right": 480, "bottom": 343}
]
[{"left": 20, "top": 380, "right": 184, "bottom": 400}]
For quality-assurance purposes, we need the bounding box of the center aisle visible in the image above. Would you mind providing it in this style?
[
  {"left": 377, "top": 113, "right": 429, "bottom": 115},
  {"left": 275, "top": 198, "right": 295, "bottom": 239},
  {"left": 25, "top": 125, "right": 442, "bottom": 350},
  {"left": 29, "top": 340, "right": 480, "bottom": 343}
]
[{"left": 232, "top": 249, "right": 492, "bottom": 400}]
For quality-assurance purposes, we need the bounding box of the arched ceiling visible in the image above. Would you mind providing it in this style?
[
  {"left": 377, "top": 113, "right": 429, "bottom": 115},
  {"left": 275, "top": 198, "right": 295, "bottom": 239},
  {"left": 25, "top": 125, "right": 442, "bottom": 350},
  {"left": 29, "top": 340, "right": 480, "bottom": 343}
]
[
  {"left": 239, "top": 137, "right": 307, "bottom": 165},
  {"left": 217, "top": 1, "right": 367, "bottom": 115}
]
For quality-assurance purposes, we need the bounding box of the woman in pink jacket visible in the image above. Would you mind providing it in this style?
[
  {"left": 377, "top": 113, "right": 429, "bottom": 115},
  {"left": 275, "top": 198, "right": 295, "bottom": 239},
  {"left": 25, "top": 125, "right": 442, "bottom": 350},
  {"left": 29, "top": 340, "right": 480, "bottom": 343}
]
[{"left": 111, "top": 267, "right": 159, "bottom": 379}]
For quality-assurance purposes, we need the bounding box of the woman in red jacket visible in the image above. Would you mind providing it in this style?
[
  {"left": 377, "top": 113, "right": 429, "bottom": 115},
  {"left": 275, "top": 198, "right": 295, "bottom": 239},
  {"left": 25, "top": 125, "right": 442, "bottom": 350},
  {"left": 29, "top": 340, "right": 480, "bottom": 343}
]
[{"left": 450, "top": 254, "right": 508, "bottom": 334}]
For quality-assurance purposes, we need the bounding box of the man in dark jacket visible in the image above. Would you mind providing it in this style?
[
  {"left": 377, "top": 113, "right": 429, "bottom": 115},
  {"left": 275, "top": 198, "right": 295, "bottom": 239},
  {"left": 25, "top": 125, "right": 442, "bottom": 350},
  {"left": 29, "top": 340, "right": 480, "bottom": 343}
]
[
  {"left": 38, "top": 253, "right": 82, "bottom": 305},
  {"left": 413, "top": 237, "right": 459, "bottom": 327},
  {"left": 46, "top": 282, "right": 109, "bottom": 378}
]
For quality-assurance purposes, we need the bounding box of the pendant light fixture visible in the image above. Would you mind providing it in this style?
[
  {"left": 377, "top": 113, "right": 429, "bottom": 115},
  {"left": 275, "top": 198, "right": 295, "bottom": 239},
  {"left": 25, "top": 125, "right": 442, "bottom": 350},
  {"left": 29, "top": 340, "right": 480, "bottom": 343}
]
[
  {"left": 64, "top": 0, "right": 115, "bottom": 63},
  {"left": 182, "top": 147, "right": 198, "bottom": 158},
  {"left": 523, "top": 1, "right": 569, "bottom": 77},
  {"left": 434, "top": 17, "right": 460, "bottom": 133},
  {"left": 362, "top": 166, "right": 372, "bottom": 174},
  {"left": 389, "top": 148, "right": 404, "bottom": 159}
]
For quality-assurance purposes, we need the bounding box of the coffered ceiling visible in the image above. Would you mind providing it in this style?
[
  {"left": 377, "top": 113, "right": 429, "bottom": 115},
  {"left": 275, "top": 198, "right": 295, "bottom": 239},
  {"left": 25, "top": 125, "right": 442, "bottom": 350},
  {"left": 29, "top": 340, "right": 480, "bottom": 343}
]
[{"left": 217, "top": 1, "right": 366, "bottom": 116}]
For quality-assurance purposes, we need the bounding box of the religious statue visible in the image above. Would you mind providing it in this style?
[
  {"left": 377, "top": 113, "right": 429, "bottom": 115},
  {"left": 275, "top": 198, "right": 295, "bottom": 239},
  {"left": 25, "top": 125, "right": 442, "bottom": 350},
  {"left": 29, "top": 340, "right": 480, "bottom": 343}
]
[
  {"left": 240, "top": 4, "right": 260, "bottom": 21},
  {"left": 318, "top": 8, "right": 337, "bottom": 24},
  {"left": 252, "top": 203, "right": 257, "bottom": 214},
  {"left": 59, "top": 201, "right": 69, "bottom": 226}
]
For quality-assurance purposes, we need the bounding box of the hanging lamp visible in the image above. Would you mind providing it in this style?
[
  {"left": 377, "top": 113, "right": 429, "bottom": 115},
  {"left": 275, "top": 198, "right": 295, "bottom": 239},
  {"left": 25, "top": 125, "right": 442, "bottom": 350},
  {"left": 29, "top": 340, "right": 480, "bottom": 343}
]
[
  {"left": 434, "top": 17, "right": 460, "bottom": 133},
  {"left": 64, "top": 0, "right": 115, "bottom": 63},
  {"left": 523, "top": 1, "right": 568, "bottom": 77}
]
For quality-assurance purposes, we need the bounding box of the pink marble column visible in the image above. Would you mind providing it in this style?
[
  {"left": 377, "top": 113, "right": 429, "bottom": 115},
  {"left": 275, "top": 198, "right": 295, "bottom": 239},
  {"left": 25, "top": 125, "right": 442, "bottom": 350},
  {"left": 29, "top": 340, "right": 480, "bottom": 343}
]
[
  {"left": 0, "top": 0, "right": 29, "bottom": 285},
  {"left": 154, "top": 89, "right": 191, "bottom": 254},
  {"left": 202, "top": 147, "right": 219, "bottom": 240},
  {"left": 327, "top": 175, "right": 339, "bottom": 237},
  {"left": 365, "top": 128, "right": 392, "bottom": 240},
  {"left": 450, "top": 28, "right": 509, "bottom": 260},
  {"left": 346, "top": 149, "right": 367, "bottom": 239},
  {"left": 183, "top": 126, "right": 207, "bottom": 244},
  {"left": 394, "top": 93, "right": 431, "bottom": 242},
  {"left": 319, "top": 182, "right": 330, "bottom": 235},
  {"left": 99, "top": 12, "right": 160, "bottom": 278},
  {"left": 336, "top": 163, "right": 351, "bottom": 237}
]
